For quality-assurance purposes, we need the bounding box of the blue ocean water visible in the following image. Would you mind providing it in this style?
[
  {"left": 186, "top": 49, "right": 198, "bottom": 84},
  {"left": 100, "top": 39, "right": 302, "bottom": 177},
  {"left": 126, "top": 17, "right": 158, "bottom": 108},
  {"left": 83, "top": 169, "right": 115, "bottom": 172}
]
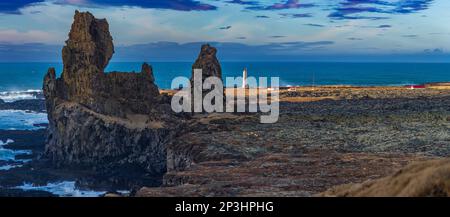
[
  {"left": 0, "top": 62, "right": 449, "bottom": 92},
  {"left": 0, "top": 110, "right": 48, "bottom": 130}
]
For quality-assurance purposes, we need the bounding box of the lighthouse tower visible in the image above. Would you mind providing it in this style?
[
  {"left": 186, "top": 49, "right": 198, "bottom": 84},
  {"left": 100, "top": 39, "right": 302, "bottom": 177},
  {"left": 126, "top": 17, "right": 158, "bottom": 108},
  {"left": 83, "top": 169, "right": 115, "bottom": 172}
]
[{"left": 242, "top": 68, "right": 248, "bottom": 89}]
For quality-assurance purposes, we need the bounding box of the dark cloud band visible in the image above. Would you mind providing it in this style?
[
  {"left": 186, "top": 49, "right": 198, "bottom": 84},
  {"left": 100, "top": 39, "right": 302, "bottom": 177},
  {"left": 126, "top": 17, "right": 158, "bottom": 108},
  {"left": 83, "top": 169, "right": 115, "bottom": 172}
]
[
  {"left": 329, "top": 0, "right": 433, "bottom": 20},
  {"left": 0, "top": 0, "right": 217, "bottom": 14},
  {"left": 0, "top": 0, "right": 44, "bottom": 14},
  {"left": 56, "top": 0, "right": 217, "bottom": 11}
]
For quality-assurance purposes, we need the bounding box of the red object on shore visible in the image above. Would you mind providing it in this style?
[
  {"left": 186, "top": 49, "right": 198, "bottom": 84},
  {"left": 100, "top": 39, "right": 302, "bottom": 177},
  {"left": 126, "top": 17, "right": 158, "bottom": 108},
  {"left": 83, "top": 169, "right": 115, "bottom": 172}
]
[{"left": 405, "top": 85, "right": 426, "bottom": 89}]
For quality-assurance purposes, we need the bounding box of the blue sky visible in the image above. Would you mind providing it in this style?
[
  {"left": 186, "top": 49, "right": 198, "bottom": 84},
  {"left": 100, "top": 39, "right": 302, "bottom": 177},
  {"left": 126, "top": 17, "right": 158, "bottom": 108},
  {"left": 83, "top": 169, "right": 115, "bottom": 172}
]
[{"left": 0, "top": 0, "right": 449, "bottom": 62}]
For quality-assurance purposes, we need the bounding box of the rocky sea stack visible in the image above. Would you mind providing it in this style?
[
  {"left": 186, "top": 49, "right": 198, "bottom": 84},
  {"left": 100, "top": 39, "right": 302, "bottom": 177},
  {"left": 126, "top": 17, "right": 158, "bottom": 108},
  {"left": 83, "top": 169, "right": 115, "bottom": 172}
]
[
  {"left": 189, "top": 44, "right": 224, "bottom": 113},
  {"left": 191, "top": 44, "right": 222, "bottom": 81},
  {"left": 43, "top": 11, "right": 179, "bottom": 177}
]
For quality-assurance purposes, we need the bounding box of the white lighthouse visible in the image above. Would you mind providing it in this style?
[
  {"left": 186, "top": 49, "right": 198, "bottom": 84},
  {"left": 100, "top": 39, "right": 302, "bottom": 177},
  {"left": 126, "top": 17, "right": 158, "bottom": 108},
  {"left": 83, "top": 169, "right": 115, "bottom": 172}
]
[{"left": 242, "top": 68, "right": 248, "bottom": 89}]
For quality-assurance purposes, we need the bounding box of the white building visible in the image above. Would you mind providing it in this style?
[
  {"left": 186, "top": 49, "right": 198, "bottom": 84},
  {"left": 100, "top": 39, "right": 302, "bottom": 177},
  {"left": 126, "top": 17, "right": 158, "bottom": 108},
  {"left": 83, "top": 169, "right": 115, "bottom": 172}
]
[{"left": 242, "top": 68, "right": 248, "bottom": 89}]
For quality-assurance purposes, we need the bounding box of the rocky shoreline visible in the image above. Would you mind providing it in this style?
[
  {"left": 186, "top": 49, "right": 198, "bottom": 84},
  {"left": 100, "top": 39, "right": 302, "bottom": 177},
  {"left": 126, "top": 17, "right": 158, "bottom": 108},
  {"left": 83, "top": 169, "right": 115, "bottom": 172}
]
[
  {"left": 0, "top": 127, "right": 144, "bottom": 196},
  {"left": 0, "top": 85, "right": 449, "bottom": 196},
  {"left": 137, "top": 87, "right": 450, "bottom": 196}
]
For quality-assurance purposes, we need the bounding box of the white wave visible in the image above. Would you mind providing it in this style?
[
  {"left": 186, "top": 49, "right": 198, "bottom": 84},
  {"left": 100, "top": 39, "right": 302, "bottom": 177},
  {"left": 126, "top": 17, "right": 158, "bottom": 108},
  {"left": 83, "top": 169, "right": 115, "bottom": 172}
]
[
  {"left": 0, "top": 138, "right": 32, "bottom": 163},
  {"left": 16, "top": 181, "right": 109, "bottom": 197},
  {"left": 0, "top": 110, "right": 48, "bottom": 130},
  {"left": 0, "top": 164, "right": 23, "bottom": 171},
  {"left": 0, "top": 149, "right": 21, "bottom": 161},
  {"left": 0, "top": 139, "right": 14, "bottom": 146},
  {"left": 0, "top": 90, "right": 42, "bottom": 102}
]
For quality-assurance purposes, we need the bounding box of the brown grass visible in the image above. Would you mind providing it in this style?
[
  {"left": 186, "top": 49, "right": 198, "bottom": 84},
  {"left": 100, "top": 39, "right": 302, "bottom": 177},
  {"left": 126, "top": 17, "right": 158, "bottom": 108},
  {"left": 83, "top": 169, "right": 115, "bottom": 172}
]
[
  {"left": 319, "top": 159, "right": 450, "bottom": 197},
  {"left": 280, "top": 96, "right": 338, "bottom": 103}
]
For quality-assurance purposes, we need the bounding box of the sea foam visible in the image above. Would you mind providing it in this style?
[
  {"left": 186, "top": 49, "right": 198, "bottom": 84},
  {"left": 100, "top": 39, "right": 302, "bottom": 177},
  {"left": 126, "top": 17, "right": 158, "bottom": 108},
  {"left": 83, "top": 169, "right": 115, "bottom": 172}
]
[
  {"left": 0, "top": 164, "right": 23, "bottom": 170},
  {"left": 0, "top": 90, "right": 42, "bottom": 102},
  {"left": 0, "top": 110, "right": 48, "bottom": 130},
  {"left": 16, "top": 181, "right": 111, "bottom": 197}
]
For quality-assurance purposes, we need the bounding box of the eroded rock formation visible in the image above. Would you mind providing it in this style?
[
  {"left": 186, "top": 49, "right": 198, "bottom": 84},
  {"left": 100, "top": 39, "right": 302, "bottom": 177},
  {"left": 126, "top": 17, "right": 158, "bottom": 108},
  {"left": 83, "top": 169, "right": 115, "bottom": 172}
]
[
  {"left": 46, "top": 11, "right": 160, "bottom": 118},
  {"left": 191, "top": 44, "right": 222, "bottom": 81},
  {"left": 43, "top": 11, "right": 178, "bottom": 177},
  {"left": 190, "top": 44, "right": 224, "bottom": 112}
]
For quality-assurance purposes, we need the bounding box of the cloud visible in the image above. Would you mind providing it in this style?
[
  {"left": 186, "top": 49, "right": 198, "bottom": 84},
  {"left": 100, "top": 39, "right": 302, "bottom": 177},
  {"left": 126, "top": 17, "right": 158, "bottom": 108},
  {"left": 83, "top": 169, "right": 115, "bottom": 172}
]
[
  {"left": 329, "top": 0, "right": 434, "bottom": 20},
  {"left": 423, "top": 48, "right": 444, "bottom": 54},
  {"left": 347, "top": 37, "right": 363, "bottom": 41},
  {"left": 393, "top": 0, "right": 433, "bottom": 13},
  {"left": 378, "top": 25, "right": 392, "bottom": 28},
  {"left": 0, "top": 0, "right": 218, "bottom": 14},
  {"left": 304, "top": 23, "right": 325, "bottom": 27},
  {"left": 269, "top": 35, "right": 286, "bottom": 38},
  {"left": 54, "top": 0, "right": 217, "bottom": 11},
  {"left": 225, "top": 0, "right": 259, "bottom": 6},
  {"left": 0, "top": 43, "right": 61, "bottom": 62},
  {"left": 402, "top": 34, "right": 418, "bottom": 38},
  {"left": 247, "top": 0, "right": 315, "bottom": 10},
  {"left": 4, "top": 41, "right": 449, "bottom": 63},
  {"left": 113, "top": 41, "right": 335, "bottom": 61},
  {"left": 280, "top": 13, "right": 312, "bottom": 18},
  {"left": 0, "top": 29, "right": 60, "bottom": 44},
  {"left": 255, "top": 15, "right": 270, "bottom": 18},
  {"left": 0, "top": 0, "right": 45, "bottom": 14},
  {"left": 0, "top": 40, "right": 334, "bottom": 62},
  {"left": 219, "top": 26, "right": 232, "bottom": 30},
  {"left": 328, "top": 6, "right": 388, "bottom": 20}
]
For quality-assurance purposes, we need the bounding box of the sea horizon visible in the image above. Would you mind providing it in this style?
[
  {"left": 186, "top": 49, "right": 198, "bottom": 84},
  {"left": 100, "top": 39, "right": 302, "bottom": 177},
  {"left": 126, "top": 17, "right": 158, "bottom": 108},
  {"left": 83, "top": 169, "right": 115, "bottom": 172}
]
[{"left": 1, "top": 61, "right": 449, "bottom": 93}]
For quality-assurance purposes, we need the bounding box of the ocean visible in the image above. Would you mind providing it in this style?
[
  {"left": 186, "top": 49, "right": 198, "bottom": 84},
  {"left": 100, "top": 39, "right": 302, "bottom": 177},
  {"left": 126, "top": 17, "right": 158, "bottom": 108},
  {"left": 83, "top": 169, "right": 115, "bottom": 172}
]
[{"left": 0, "top": 62, "right": 449, "bottom": 93}]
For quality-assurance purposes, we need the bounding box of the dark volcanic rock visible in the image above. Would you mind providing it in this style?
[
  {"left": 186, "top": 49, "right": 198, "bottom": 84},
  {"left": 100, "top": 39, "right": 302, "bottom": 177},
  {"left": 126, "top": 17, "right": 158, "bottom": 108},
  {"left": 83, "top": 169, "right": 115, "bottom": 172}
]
[
  {"left": 43, "top": 11, "right": 180, "bottom": 177},
  {"left": 191, "top": 44, "right": 222, "bottom": 81},
  {"left": 45, "top": 11, "right": 160, "bottom": 117},
  {"left": 0, "top": 99, "right": 46, "bottom": 112},
  {"left": 190, "top": 44, "right": 224, "bottom": 112},
  {"left": 0, "top": 95, "right": 46, "bottom": 112},
  {"left": 0, "top": 188, "right": 56, "bottom": 197}
]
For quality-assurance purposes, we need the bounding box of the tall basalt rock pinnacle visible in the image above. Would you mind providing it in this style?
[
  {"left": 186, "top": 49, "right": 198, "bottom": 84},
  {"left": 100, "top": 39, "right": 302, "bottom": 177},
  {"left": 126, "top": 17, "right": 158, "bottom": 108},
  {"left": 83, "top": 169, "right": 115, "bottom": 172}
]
[
  {"left": 191, "top": 44, "right": 222, "bottom": 81},
  {"left": 190, "top": 44, "right": 224, "bottom": 112},
  {"left": 62, "top": 10, "right": 113, "bottom": 77},
  {"left": 60, "top": 10, "right": 114, "bottom": 109},
  {"left": 43, "top": 11, "right": 176, "bottom": 177},
  {"left": 48, "top": 10, "right": 160, "bottom": 117}
]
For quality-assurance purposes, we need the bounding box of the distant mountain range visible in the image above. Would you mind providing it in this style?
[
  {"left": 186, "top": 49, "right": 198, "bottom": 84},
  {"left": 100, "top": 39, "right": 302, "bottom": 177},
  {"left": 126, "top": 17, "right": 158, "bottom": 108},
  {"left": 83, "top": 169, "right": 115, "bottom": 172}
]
[{"left": 0, "top": 41, "right": 449, "bottom": 62}]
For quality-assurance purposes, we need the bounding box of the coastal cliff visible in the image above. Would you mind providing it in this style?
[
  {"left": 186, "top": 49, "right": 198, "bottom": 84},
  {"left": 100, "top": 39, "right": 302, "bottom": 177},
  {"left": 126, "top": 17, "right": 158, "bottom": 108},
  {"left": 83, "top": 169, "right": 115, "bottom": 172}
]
[{"left": 43, "top": 11, "right": 178, "bottom": 176}]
